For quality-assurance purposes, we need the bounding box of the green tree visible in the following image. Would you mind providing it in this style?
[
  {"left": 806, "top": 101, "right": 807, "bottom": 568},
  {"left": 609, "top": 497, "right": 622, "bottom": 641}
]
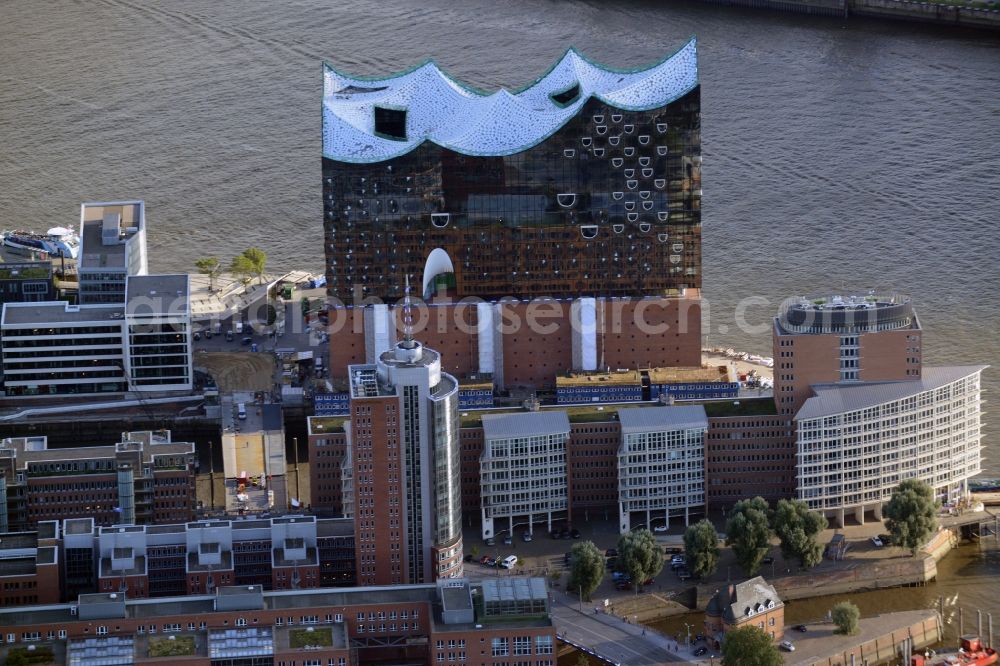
[
  {"left": 831, "top": 601, "right": 861, "bottom": 635},
  {"left": 683, "top": 519, "right": 720, "bottom": 578},
  {"left": 6, "top": 651, "right": 28, "bottom": 666},
  {"left": 884, "top": 479, "right": 939, "bottom": 555},
  {"left": 575, "top": 652, "right": 590, "bottom": 666},
  {"left": 772, "top": 498, "right": 828, "bottom": 569},
  {"left": 230, "top": 253, "right": 256, "bottom": 285},
  {"left": 567, "top": 541, "right": 604, "bottom": 601},
  {"left": 720, "top": 625, "right": 783, "bottom": 666},
  {"left": 617, "top": 528, "right": 664, "bottom": 590},
  {"left": 241, "top": 246, "right": 267, "bottom": 284},
  {"left": 469, "top": 545, "right": 479, "bottom": 559},
  {"left": 725, "top": 496, "right": 772, "bottom": 576},
  {"left": 194, "top": 256, "right": 221, "bottom": 292}
]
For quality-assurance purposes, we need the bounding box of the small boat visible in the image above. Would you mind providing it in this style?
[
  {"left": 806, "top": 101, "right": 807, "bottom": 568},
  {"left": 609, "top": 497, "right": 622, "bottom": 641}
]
[
  {"left": 2, "top": 227, "right": 80, "bottom": 259},
  {"left": 970, "top": 479, "right": 1000, "bottom": 493},
  {"left": 914, "top": 636, "right": 998, "bottom": 666}
]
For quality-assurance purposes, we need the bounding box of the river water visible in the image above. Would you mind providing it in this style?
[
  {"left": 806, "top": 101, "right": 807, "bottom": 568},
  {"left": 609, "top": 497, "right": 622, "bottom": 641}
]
[
  {"left": 651, "top": 539, "right": 1000, "bottom": 648},
  {"left": 0, "top": 0, "right": 998, "bottom": 622}
]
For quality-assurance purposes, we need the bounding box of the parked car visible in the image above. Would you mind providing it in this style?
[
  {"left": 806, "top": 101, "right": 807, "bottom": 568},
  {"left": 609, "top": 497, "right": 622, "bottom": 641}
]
[
  {"left": 779, "top": 641, "right": 795, "bottom": 652},
  {"left": 653, "top": 524, "right": 668, "bottom": 533},
  {"left": 642, "top": 578, "right": 655, "bottom": 586},
  {"left": 480, "top": 556, "right": 495, "bottom": 566},
  {"left": 615, "top": 581, "right": 632, "bottom": 591},
  {"left": 762, "top": 556, "right": 774, "bottom": 564},
  {"left": 879, "top": 533, "right": 893, "bottom": 546},
  {"left": 605, "top": 548, "right": 618, "bottom": 558},
  {"left": 612, "top": 571, "right": 630, "bottom": 582},
  {"left": 695, "top": 634, "right": 706, "bottom": 643},
  {"left": 570, "top": 528, "right": 581, "bottom": 539},
  {"left": 559, "top": 529, "right": 570, "bottom": 540},
  {"left": 204, "top": 330, "right": 212, "bottom": 339},
  {"left": 694, "top": 647, "right": 708, "bottom": 657},
  {"left": 485, "top": 537, "right": 495, "bottom": 547},
  {"left": 670, "top": 554, "right": 685, "bottom": 564},
  {"left": 193, "top": 331, "right": 201, "bottom": 341},
  {"left": 241, "top": 336, "right": 253, "bottom": 346},
  {"left": 503, "top": 534, "right": 513, "bottom": 545},
  {"left": 564, "top": 552, "right": 573, "bottom": 565},
  {"left": 665, "top": 546, "right": 683, "bottom": 555},
  {"left": 794, "top": 625, "right": 808, "bottom": 633},
  {"left": 605, "top": 557, "right": 618, "bottom": 569},
  {"left": 676, "top": 569, "right": 692, "bottom": 581},
  {"left": 522, "top": 532, "right": 533, "bottom": 542},
  {"left": 871, "top": 536, "right": 884, "bottom": 548},
  {"left": 463, "top": 554, "right": 474, "bottom": 562}
]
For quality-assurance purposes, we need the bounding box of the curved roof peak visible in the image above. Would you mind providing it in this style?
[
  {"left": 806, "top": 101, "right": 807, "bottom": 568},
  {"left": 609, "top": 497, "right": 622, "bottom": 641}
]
[{"left": 323, "top": 38, "right": 698, "bottom": 163}]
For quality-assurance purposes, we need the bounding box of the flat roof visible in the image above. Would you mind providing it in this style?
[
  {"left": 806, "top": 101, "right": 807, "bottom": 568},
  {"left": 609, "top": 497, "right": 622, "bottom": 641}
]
[
  {"left": 797, "top": 365, "right": 988, "bottom": 421},
  {"left": 1, "top": 301, "right": 124, "bottom": 326},
  {"left": 79, "top": 202, "right": 142, "bottom": 270},
  {"left": 482, "top": 411, "right": 570, "bottom": 440},
  {"left": 125, "top": 274, "right": 189, "bottom": 315},
  {"left": 64, "top": 518, "right": 94, "bottom": 535},
  {"left": 557, "top": 365, "right": 732, "bottom": 387},
  {"left": 308, "top": 416, "right": 347, "bottom": 435},
  {"left": 619, "top": 405, "right": 708, "bottom": 433},
  {"left": 647, "top": 365, "right": 733, "bottom": 384}
]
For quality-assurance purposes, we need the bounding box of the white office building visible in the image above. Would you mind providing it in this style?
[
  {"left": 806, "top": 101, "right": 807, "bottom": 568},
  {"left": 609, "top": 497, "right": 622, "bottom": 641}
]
[
  {"left": 796, "top": 365, "right": 986, "bottom": 526},
  {"left": 480, "top": 411, "right": 570, "bottom": 540},
  {"left": 124, "top": 274, "right": 193, "bottom": 391},
  {"left": 78, "top": 201, "right": 148, "bottom": 305},
  {"left": 617, "top": 406, "right": 707, "bottom": 534},
  {"left": 0, "top": 275, "right": 192, "bottom": 397}
]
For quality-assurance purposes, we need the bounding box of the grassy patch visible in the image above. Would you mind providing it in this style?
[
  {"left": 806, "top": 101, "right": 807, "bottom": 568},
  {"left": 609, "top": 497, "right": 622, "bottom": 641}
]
[
  {"left": 289, "top": 627, "right": 333, "bottom": 648},
  {"left": 148, "top": 635, "right": 196, "bottom": 657}
]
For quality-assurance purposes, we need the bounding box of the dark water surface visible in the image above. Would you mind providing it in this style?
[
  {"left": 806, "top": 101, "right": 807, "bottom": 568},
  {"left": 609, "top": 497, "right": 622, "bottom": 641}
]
[{"left": 1, "top": 0, "right": 999, "bottom": 620}]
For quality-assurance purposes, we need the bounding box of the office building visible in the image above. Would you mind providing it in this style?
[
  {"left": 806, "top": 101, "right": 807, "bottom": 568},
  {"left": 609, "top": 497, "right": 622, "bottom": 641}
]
[
  {"left": 0, "top": 577, "right": 555, "bottom": 666},
  {"left": 0, "top": 430, "right": 196, "bottom": 531},
  {"left": 773, "top": 294, "right": 921, "bottom": 416},
  {"left": 617, "top": 406, "right": 707, "bottom": 533},
  {"left": 0, "top": 301, "right": 130, "bottom": 396},
  {"left": 78, "top": 201, "right": 148, "bottom": 305},
  {"left": 0, "top": 515, "right": 355, "bottom": 605},
  {"left": 479, "top": 411, "right": 570, "bottom": 540},
  {"left": 796, "top": 365, "right": 985, "bottom": 525},
  {"left": 125, "top": 274, "right": 193, "bottom": 391},
  {"left": 322, "top": 40, "right": 703, "bottom": 389},
  {"left": 0, "top": 274, "right": 192, "bottom": 397},
  {"left": 346, "top": 316, "right": 463, "bottom": 585},
  {"left": 0, "top": 261, "right": 54, "bottom": 305},
  {"left": 0, "top": 524, "right": 61, "bottom": 607}
]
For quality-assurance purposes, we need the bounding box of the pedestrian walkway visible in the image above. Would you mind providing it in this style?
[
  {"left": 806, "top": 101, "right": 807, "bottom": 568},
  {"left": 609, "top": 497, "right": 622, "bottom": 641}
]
[{"left": 550, "top": 591, "right": 702, "bottom": 665}]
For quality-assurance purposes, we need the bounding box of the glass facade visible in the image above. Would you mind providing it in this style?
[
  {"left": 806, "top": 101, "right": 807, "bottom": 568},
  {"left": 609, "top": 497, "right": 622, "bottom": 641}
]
[{"left": 322, "top": 90, "right": 701, "bottom": 303}]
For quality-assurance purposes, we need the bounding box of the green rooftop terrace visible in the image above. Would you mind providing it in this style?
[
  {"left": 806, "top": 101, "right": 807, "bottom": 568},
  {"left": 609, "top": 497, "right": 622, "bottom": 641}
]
[{"left": 308, "top": 416, "right": 347, "bottom": 435}]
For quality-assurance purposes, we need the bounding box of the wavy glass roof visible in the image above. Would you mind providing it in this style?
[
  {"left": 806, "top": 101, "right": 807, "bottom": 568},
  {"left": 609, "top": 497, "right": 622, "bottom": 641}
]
[{"left": 322, "top": 38, "right": 698, "bottom": 163}]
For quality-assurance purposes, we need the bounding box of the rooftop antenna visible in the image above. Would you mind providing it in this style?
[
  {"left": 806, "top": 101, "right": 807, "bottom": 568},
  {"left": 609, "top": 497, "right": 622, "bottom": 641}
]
[{"left": 401, "top": 275, "right": 416, "bottom": 348}]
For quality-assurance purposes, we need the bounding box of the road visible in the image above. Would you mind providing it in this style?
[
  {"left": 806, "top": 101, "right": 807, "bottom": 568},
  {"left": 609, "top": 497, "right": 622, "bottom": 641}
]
[{"left": 549, "top": 593, "right": 702, "bottom": 665}]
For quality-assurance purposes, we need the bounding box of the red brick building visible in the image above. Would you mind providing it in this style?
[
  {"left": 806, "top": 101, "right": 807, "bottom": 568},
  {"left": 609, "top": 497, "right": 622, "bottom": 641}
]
[{"left": 0, "top": 578, "right": 556, "bottom": 666}]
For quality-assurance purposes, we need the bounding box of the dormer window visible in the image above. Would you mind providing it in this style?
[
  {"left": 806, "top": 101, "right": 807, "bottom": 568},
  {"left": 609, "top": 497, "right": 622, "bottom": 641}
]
[
  {"left": 550, "top": 83, "right": 581, "bottom": 108},
  {"left": 374, "top": 106, "right": 407, "bottom": 140}
]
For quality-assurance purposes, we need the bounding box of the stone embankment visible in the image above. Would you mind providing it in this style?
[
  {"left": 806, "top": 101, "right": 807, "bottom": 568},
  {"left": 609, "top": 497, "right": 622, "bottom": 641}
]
[{"left": 694, "top": 0, "right": 1000, "bottom": 30}]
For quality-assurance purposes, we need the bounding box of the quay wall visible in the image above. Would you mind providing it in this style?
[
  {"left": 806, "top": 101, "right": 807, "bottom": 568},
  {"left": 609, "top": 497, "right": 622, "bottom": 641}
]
[
  {"left": 693, "top": 0, "right": 1000, "bottom": 30},
  {"left": 798, "top": 610, "right": 942, "bottom": 666}
]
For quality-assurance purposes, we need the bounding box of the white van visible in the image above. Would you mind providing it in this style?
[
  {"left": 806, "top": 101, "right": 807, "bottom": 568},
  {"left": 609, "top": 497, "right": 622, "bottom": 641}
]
[
  {"left": 237, "top": 403, "right": 247, "bottom": 420},
  {"left": 500, "top": 555, "right": 518, "bottom": 570}
]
